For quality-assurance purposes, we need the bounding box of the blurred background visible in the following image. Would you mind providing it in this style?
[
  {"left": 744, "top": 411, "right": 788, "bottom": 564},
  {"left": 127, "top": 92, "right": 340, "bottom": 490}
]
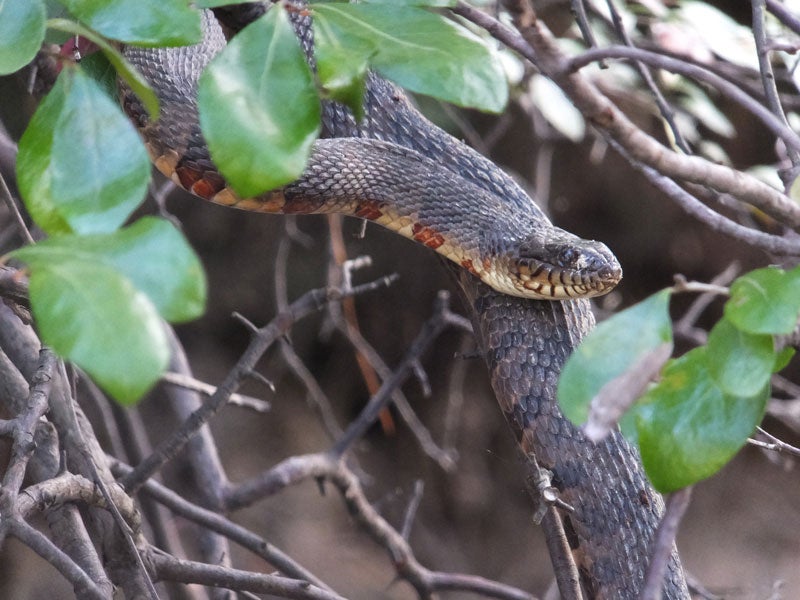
[{"left": 1, "top": 1, "right": 799, "bottom": 598}]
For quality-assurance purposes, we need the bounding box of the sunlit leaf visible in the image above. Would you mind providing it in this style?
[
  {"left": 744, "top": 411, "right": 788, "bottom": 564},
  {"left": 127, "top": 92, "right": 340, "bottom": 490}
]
[
  {"left": 313, "top": 3, "right": 507, "bottom": 113},
  {"left": 725, "top": 266, "right": 800, "bottom": 334},
  {"left": 0, "top": 0, "right": 46, "bottom": 75},
  {"left": 16, "top": 65, "right": 150, "bottom": 235},
  {"left": 636, "top": 347, "right": 767, "bottom": 493},
  {"left": 56, "top": 0, "right": 201, "bottom": 45},
  {"left": 704, "top": 318, "right": 775, "bottom": 397},
  {"left": 558, "top": 289, "right": 673, "bottom": 425},
  {"left": 12, "top": 217, "right": 206, "bottom": 323},
  {"left": 198, "top": 7, "right": 320, "bottom": 196},
  {"left": 24, "top": 260, "right": 169, "bottom": 404}
]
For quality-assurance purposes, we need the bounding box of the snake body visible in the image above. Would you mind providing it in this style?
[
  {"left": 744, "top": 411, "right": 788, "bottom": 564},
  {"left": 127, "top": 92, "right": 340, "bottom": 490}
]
[
  {"left": 122, "top": 11, "right": 620, "bottom": 301},
  {"left": 124, "top": 5, "right": 688, "bottom": 598}
]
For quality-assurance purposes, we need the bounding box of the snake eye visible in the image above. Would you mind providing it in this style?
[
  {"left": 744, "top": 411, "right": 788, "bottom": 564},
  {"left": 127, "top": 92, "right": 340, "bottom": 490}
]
[{"left": 556, "top": 247, "right": 579, "bottom": 268}]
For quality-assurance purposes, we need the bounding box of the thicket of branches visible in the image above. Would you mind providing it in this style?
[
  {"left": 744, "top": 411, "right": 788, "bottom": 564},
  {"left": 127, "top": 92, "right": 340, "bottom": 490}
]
[{"left": 0, "top": 0, "right": 799, "bottom": 598}]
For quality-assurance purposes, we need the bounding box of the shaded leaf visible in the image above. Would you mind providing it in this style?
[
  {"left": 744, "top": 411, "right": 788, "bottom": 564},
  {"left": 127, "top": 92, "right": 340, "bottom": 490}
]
[
  {"left": 559, "top": 288, "right": 673, "bottom": 425},
  {"left": 56, "top": 0, "right": 201, "bottom": 46},
  {"left": 0, "top": 0, "right": 46, "bottom": 75},
  {"left": 725, "top": 266, "right": 800, "bottom": 334},
  {"left": 16, "top": 65, "right": 151, "bottom": 235},
  {"left": 705, "top": 318, "right": 775, "bottom": 397},
  {"left": 636, "top": 347, "right": 767, "bottom": 493},
  {"left": 198, "top": 7, "right": 321, "bottom": 196},
  {"left": 313, "top": 3, "right": 507, "bottom": 113}
]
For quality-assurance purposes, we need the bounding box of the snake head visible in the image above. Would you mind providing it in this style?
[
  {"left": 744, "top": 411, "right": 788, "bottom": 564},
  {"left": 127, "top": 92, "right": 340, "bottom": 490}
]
[{"left": 509, "top": 231, "right": 623, "bottom": 299}]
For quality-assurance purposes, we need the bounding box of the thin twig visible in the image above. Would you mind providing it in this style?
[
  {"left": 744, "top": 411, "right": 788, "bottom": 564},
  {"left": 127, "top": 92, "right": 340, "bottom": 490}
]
[
  {"left": 0, "top": 172, "right": 34, "bottom": 246},
  {"left": 766, "top": 0, "right": 800, "bottom": 37},
  {"left": 108, "top": 457, "right": 335, "bottom": 592},
  {"left": 161, "top": 371, "right": 271, "bottom": 412},
  {"left": 149, "top": 549, "right": 347, "bottom": 600},
  {"left": 565, "top": 45, "right": 800, "bottom": 160},
  {"left": 641, "top": 486, "right": 693, "bottom": 600},
  {"left": 120, "top": 275, "right": 397, "bottom": 494},
  {"left": 607, "top": 137, "right": 800, "bottom": 255},
  {"left": 400, "top": 480, "right": 425, "bottom": 541},
  {"left": 748, "top": 426, "right": 800, "bottom": 457},
  {"left": 604, "top": 0, "right": 690, "bottom": 153},
  {"left": 752, "top": 0, "right": 800, "bottom": 167},
  {"left": 8, "top": 518, "right": 106, "bottom": 600},
  {"left": 331, "top": 291, "right": 469, "bottom": 457},
  {"left": 570, "top": 0, "right": 605, "bottom": 68}
]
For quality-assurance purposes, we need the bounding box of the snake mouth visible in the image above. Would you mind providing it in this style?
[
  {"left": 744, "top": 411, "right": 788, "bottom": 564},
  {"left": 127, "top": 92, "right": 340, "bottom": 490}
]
[{"left": 512, "top": 240, "right": 623, "bottom": 299}]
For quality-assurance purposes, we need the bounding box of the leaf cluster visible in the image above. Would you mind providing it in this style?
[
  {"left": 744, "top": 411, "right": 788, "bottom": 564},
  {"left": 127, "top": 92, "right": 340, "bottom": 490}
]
[
  {"left": 0, "top": 0, "right": 509, "bottom": 403},
  {"left": 559, "top": 267, "right": 800, "bottom": 492}
]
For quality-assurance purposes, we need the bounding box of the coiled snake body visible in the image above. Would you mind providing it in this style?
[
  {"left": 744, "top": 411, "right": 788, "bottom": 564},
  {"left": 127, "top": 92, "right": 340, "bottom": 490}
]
[{"left": 124, "top": 6, "right": 688, "bottom": 598}]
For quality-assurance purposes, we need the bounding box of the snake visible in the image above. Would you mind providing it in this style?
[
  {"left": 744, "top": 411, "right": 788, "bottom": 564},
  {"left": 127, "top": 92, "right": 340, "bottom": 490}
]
[{"left": 122, "top": 4, "right": 689, "bottom": 598}]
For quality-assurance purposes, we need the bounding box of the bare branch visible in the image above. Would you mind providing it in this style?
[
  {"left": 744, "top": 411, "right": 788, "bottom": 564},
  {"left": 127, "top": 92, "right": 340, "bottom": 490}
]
[
  {"left": 120, "top": 274, "right": 397, "bottom": 494},
  {"left": 766, "top": 0, "right": 800, "bottom": 37},
  {"left": 8, "top": 518, "right": 106, "bottom": 600},
  {"left": 149, "top": 550, "right": 348, "bottom": 600},
  {"left": 752, "top": 0, "right": 800, "bottom": 167},
  {"left": 109, "top": 457, "right": 334, "bottom": 592}
]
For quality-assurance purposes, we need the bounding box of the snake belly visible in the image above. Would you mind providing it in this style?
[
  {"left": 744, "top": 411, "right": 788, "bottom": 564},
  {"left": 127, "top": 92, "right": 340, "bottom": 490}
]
[{"left": 124, "top": 5, "right": 688, "bottom": 598}]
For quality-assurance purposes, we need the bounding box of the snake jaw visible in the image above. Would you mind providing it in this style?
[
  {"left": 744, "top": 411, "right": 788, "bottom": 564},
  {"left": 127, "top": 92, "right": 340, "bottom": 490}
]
[{"left": 508, "top": 235, "right": 622, "bottom": 299}]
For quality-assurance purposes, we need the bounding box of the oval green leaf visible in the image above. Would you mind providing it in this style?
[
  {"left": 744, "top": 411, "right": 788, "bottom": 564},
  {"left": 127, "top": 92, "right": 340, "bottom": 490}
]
[
  {"left": 558, "top": 288, "right": 673, "bottom": 425},
  {"left": 198, "top": 6, "right": 321, "bottom": 196},
  {"left": 635, "top": 347, "right": 768, "bottom": 493},
  {"left": 56, "top": 0, "right": 201, "bottom": 46},
  {"left": 16, "top": 65, "right": 151, "bottom": 235},
  {"left": 312, "top": 4, "right": 508, "bottom": 113},
  {"left": 12, "top": 217, "right": 206, "bottom": 323},
  {"left": 0, "top": 0, "right": 46, "bottom": 75},
  {"left": 705, "top": 317, "right": 775, "bottom": 397},
  {"left": 26, "top": 260, "right": 169, "bottom": 404},
  {"left": 725, "top": 266, "right": 800, "bottom": 334}
]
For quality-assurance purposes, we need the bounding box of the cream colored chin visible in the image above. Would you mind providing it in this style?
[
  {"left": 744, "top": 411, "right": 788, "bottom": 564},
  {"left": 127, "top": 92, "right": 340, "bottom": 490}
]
[{"left": 481, "top": 270, "right": 615, "bottom": 301}]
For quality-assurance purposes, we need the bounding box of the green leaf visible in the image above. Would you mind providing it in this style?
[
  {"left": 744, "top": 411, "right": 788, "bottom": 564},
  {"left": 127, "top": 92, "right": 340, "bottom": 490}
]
[
  {"left": 0, "top": 0, "right": 46, "bottom": 75},
  {"left": 25, "top": 260, "right": 169, "bottom": 404},
  {"left": 773, "top": 347, "right": 795, "bottom": 373},
  {"left": 12, "top": 217, "right": 206, "bottom": 323},
  {"left": 725, "top": 266, "right": 800, "bottom": 334},
  {"left": 198, "top": 7, "right": 321, "bottom": 196},
  {"left": 56, "top": 0, "right": 201, "bottom": 46},
  {"left": 195, "top": 0, "right": 246, "bottom": 7},
  {"left": 704, "top": 318, "right": 775, "bottom": 397},
  {"left": 16, "top": 65, "right": 151, "bottom": 235},
  {"left": 48, "top": 17, "right": 160, "bottom": 119},
  {"left": 360, "top": 0, "right": 457, "bottom": 5},
  {"left": 635, "top": 347, "right": 768, "bottom": 493},
  {"left": 558, "top": 289, "right": 673, "bottom": 425},
  {"left": 314, "top": 15, "right": 372, "bottom": 118},
  {"left": 312, "top": 4, "right": 508, "bottom": 113}
]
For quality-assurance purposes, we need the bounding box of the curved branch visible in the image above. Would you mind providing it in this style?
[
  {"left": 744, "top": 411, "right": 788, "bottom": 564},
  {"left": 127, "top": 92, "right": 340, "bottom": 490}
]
[
  {"left": 463, "top": 2, "right": 800, "bottom": 229},
  {"left": 565, "top": 45, "right": 800, "bottom": 161}
]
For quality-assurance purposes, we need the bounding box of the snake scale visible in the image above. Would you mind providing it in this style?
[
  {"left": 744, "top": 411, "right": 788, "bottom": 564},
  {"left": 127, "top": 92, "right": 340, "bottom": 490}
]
[{"left": 123, "top": 3, "right": 689, "bottom": 598}]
